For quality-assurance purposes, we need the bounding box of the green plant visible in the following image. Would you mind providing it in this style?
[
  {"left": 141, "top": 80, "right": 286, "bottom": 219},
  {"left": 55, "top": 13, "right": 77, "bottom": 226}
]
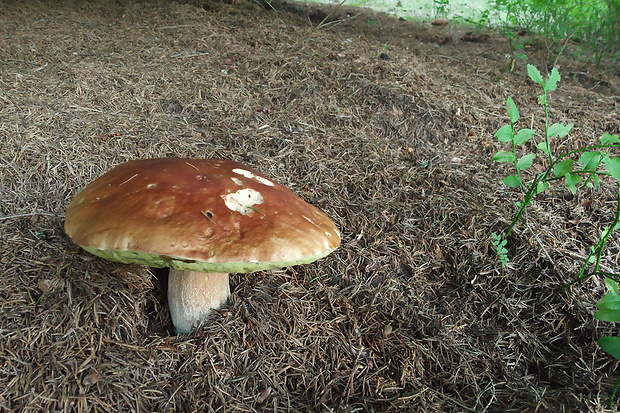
[
  {"left": 502, "top": 30, "right": 529, "bottom": 74},
  {"left": 492, "top": 63, "right": 620, "bottom": 406},
  {"left": 433, "top": 0, "right": 451, "bottom": 18},
  {"left": 487, "top": 0, "right": 619, "bottom": 66},
  {"left": 492, "top": 232, "right": 509, "bottom": 267},
  {"left": 473, "top": 8, "right": 491, "bottom": 30},
  {"left": 596, "top": 278, "right": 620, "bottom": 405}
]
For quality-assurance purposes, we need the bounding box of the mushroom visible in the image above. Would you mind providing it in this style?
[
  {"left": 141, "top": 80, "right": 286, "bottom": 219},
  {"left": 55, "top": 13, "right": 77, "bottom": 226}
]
[{"left": 64, "top": 158, "right": 341, "bottom": 334}]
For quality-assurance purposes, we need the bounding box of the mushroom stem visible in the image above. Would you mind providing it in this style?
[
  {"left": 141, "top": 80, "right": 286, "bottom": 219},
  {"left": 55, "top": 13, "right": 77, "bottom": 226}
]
[{"left": 167, "top": 270, "right": 230, "bottom": 334}]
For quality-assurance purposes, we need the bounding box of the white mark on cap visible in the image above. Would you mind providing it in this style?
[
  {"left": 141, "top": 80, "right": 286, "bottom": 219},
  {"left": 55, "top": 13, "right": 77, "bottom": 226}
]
[
  {"left": 232, "top": 168, "right": 274, "bottom": 186},
  {"left": 231, "top": 177, "right": 243, "bottom": 186},
  {"left": 232, "top": 168, "right": 254, "bottom": 179},
  {"left": 303, "top": 215, "right": 317, "bottom": 226},
  {"left": 255, "top": 176, "right": 274, "bottom": 186},
  {"left": 222, "top": 188, "right": 264, "bottom": 215}
]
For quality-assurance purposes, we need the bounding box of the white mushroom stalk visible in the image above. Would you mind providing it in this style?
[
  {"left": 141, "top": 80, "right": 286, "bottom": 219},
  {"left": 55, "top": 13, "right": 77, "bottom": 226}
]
[{"left": 167, "top": 270, "right": 230, "bottom": 334}]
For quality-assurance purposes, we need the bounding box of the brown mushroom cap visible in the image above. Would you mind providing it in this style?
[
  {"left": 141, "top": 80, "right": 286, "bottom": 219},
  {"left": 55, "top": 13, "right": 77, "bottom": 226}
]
[{"left": 64, "top": 158, "right": 340, "bottom": 273}]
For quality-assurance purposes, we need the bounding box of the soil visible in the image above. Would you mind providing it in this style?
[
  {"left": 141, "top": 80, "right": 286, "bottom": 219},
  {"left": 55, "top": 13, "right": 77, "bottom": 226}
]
[{"left": 1, "top": 0, "right": 619, "bottom": 411}]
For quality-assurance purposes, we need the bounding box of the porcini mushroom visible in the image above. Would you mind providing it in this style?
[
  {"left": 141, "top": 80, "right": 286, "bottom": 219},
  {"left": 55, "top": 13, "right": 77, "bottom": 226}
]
[{"left": 64, "top": 158, "right": 340, "bottom": 334}]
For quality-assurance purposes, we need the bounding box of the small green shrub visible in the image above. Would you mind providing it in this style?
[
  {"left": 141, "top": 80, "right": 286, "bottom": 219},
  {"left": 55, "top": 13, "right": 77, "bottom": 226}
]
[{"left": 492, "top": 63, "right": 620, "bottom": 406}]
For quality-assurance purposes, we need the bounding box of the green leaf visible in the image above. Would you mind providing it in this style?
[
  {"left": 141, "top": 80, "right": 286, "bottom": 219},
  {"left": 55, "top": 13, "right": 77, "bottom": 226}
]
[
  {"left": 492, "top": 151, "right": 515, "bottom": 163},
  {"left": 564, "top": 173, "right": 581, "bottom": 194},
  {"left": 606, "top": 278, "right": 620, "bottom": 294},
  {"left": 595, "top": 309, "right": 620, "bottom": 322},
  {"left": 578, "top": 151, "right": 602, "bottom": 170},
  {"left": 494, "top": 124, "right": 514, "bottom": 142},
  {"left": 492, "top": 234, "right": 506, "bottom": 248},
  {"left": 544, "top": 67, "right": 561, "bottom": 92},
  {"left": 527, "top": 64, "right": 543, "bottom": 84},
  {"left": 502, "top": 175, "right": 521, "bottom": 187},
  {"left": 516, "top": 153, "right": 535, "bottom": 170},
  {"left": 537, "top": 141, "right": 550, "bottom": 155},
  {"left": 506, "top": 97, "right": 519, "bottom": 123},
  {"left": 605, "top": 156, "right": 620, "bottom": 180},
  {"left": 536, "top": 181, "right": 549, "bottom": 194},
  {"left": 597, "top": 291, "right": 620, "bottom": 310},
  {"left": 560, "top": 123, "right": 573, "bottom": 138},
  {"left": 601, "top": 133, "right": 620, "bottom": 145},
  {"left": 514, "top": 128, "right": 535, "bottom": 145},
  {"left": 553, "top": 159, "right": 574, "bottom": 177},
  {"left": 602, "top": 153, "right": 611, "bottom": 164},
  {"left": 587, "top": 174, "right": 600, "bottom": 189},
  {"left": 547, "top": 122, "right": 573, "bottom": 138},
  {"left": 598, "top": 336, "right": 620, "bottom": 361}
]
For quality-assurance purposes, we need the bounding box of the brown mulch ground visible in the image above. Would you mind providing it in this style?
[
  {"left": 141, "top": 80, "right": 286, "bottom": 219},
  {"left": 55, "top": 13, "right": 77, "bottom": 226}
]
[{"left": 1, "top": 0, "right": 620, "bottom": 411}]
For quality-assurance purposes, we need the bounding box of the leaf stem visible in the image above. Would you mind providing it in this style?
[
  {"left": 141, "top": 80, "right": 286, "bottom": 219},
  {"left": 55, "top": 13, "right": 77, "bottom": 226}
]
[
  {"left": 510, "top": 123, "right": 526, "bottom": 191},
  {"left": 610, "top": 373, "right": 620, "bottom": 409},
  {"left": 541, "top": 88, "right": 554, "bottom": 165},
  {"left": 506, "top": 173, "right": 543, "bottom": 236}
]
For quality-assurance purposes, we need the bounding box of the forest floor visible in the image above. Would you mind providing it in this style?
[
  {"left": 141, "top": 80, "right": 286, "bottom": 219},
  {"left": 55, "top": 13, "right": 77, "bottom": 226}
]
[{"left": 1, "top": 0, "right": 619, "bottom": 411}]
